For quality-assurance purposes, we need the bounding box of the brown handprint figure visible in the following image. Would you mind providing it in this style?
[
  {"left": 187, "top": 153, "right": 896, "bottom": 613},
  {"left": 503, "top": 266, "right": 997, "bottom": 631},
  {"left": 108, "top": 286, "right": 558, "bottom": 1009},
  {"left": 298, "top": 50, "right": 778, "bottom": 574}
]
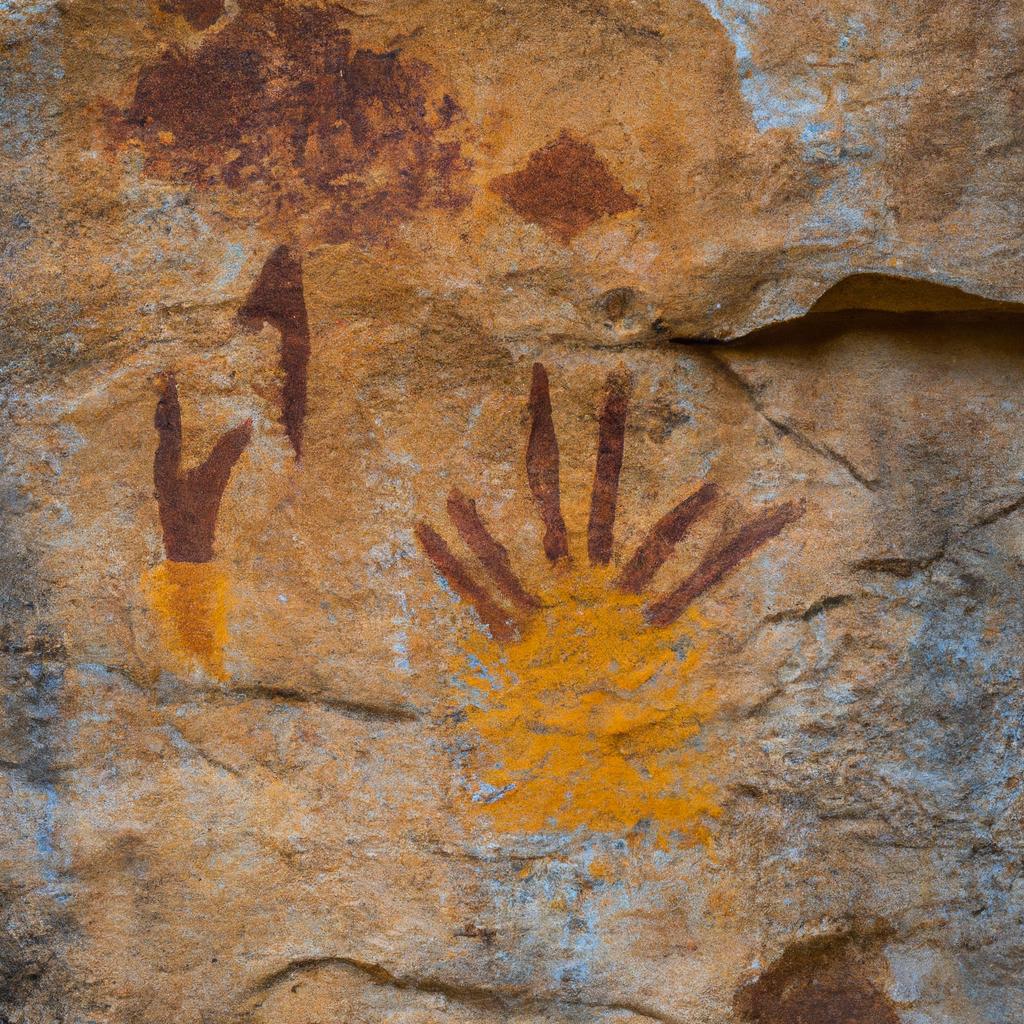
[
  {"left": 416, "top": 363, "right": 804, "bottom": 843},
  {"left": 154, "top": 374, "right": 252, "bottom": 561},
  {"left": 145, "top": 375, "right": 252, "bottom": 680}
]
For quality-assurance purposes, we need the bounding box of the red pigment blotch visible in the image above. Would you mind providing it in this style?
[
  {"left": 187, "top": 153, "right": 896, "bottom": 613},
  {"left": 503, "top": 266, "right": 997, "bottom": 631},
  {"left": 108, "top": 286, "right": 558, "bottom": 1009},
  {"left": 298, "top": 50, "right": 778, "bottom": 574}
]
[
  {"left": 113, "top": 0, "right": 471, "bottom": 243},
  {"left": 491, "top": 131, "right": 637, "bottom": 242}
]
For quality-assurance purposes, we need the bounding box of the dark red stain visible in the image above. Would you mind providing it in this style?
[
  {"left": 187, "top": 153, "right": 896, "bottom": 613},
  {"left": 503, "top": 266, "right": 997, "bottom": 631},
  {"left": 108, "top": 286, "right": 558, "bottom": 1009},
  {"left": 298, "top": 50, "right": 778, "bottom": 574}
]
[
  {"left": 154, "top": 374, "right": 252, "bottom": 563},
  {"left": 414, "top": 523, "right": 518, "bottom": 643},
  {"left": 587, "top": 372, "right": 631, "bottom": 566},
  {"left": 238, "top": 245, "right": 309, "bottom": 459},
  {"left": 157, "top": 0, "right": 224, "bottom": 30},
  {"left": 734, "top": 937, "right": 900, "bottom": 1024},
  {"left": 617, "top": 482, "right": 719, "bottom": 594},
  {"left": 447, "top": 489, "right": 541, "bottom": 611},
  {"left": 646, "top": 500, "right": 804, "bottom": 627},
  {"left": 526, "top": 363, "right": 569, "bottom": 563},
  {"left": 114, "top": 0, "right": 470, "bottom": 243},
  {"left": 490, "top": 132, "right": 637, "bottom": 243}
]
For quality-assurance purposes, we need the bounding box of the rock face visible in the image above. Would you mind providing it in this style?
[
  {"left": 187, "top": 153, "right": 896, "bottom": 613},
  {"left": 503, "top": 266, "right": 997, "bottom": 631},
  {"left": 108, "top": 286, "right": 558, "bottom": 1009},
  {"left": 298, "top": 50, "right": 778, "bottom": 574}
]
[{"left": 3, "top": 1, "right": 1024, "bottom": 1022}]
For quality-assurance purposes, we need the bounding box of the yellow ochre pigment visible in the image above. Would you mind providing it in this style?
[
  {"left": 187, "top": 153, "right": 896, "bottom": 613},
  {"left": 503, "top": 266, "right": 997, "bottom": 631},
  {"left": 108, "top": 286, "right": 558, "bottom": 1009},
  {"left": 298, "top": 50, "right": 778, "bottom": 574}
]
[
  {"left": 453, "top": 557, "right": 721, "bottom": 845},
  {"left": 144, "top": 560, "right": 231, "bottom": 681}
]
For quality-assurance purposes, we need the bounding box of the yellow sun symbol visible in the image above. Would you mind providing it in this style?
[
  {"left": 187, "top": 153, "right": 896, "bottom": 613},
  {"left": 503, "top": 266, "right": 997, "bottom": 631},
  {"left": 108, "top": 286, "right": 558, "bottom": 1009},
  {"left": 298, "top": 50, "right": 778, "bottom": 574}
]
[{"left": 417, "top": 364, "right": 803, "bottom": 844}]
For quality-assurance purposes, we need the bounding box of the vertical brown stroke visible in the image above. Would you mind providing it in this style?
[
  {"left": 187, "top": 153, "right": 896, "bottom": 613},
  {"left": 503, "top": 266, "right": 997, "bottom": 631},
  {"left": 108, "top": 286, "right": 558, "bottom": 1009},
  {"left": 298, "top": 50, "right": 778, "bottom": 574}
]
[
  {"left": 447, "top": 489, "right": 541, "bottom": 611},
  {"left": 526, "top": 363, "right": 569, "bottom": 562},
  {"left": 154, "top": 373, "right": 184, "bottom": 512},
  {"left": 238, "top": 245, "right": 310, "bottom": 460},
  {"left": 587, "top": 371, "right": 630, "bottom": 565},
  {"left": 154, "top": 374, "right": 252, "bottom": 563},
  {"left": 617, "top": 482, "right": 719, "bottom": 593},
  {"left": 646, "top": 500, "right": 804, "bottom": 626},
  {"left": 415, "top": 523, "right": 519, "bottom": 642}
]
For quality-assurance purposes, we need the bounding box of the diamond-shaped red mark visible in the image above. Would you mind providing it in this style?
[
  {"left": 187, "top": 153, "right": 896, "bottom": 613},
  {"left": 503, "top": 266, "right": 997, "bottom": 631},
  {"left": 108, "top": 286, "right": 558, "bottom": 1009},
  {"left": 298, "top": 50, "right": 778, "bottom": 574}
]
[{"left": 490, "top": 131, "right": 637, "bottom": 243}]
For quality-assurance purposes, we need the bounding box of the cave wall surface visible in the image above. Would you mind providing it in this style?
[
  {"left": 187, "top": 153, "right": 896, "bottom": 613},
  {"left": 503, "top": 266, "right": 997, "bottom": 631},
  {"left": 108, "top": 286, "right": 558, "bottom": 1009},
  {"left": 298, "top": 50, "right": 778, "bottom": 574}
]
[{"left": 3, "top": 1, "right": 1024, "bottom": 1022}]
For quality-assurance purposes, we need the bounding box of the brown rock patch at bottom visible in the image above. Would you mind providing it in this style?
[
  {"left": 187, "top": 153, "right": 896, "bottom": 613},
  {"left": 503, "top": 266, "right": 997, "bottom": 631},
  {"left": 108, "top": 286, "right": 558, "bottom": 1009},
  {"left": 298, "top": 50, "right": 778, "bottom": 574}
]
[{"left": 734, "top": 934, "right": 900, "bottom": 1024}]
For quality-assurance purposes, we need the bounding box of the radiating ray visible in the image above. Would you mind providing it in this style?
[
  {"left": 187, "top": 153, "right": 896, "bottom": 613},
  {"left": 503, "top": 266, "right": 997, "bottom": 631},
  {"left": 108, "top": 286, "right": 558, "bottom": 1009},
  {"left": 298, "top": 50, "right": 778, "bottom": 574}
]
[
  {"left": 526, "top": 363, "right": 569, "bottom": 562},
  {"left": 617, "top": 482, "right": 719, "bottom": 593},
  {"left": 587, "top": 371, "right": 630, "bottom": 566},
  {"left": 646, "top": 500, "right": 804, "bottom": 626},
  {"left": 447, "top": 489, "right": 541, "bottom": 610},
  {"left": 415, "top": 522, "right": 519, "bottom": 641}
]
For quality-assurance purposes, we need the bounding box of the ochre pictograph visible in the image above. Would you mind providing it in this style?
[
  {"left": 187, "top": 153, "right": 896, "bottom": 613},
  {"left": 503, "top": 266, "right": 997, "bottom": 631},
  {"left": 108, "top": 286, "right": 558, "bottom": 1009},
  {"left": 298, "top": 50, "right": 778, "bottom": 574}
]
[
  {"left": 418, "top": 363, "right": 804, "bottom": 843},
  {"left": 109, "top": 0, "right": 470, "bottom": 245},
  {"left": 145, "top": 374, "right": 251, "bottom": 680},
  {"left": 490, "top": 132, "right": 637, "bottom": 243},
  {"left": 238, "top": 245, "right": 310, "bottom": 460}
]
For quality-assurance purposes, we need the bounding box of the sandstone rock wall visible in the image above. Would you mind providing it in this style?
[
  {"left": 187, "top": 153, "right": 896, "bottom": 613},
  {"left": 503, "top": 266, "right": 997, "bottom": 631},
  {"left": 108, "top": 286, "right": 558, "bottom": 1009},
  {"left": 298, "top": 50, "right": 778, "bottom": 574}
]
[{"left": 3, "top": 1, "right": 1024, "bottom": 1021}]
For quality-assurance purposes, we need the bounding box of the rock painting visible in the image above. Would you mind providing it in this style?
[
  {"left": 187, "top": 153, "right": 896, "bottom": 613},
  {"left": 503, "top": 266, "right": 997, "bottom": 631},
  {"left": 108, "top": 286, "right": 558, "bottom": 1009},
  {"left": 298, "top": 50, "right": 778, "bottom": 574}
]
[
  {"left": 145, "top": 374, "right": 251, "bottom": 680},
  {"left": 417, "top": 363, "right": 803, "bottom": 842},
  {"left": 238, "top": 245, "right": 309, "bottom": 459},
  {"left": 490, "top": 132, "right": 637, "bottom": 243},
  {"left": 110, "top": 0, "right": 471, "bottom": 244}
]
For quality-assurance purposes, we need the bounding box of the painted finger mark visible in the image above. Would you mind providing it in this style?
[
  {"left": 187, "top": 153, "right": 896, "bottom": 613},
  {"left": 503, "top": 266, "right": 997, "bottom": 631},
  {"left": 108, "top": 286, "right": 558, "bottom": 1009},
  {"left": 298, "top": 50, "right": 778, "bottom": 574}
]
[
  {"left": 447, "top": 489, "right": 541, "bottom": 611},
  {"left": 415, "top": 522, "right": 519, "bottom": 642},
  {"left": 616, "top": 482, "right": 719, "bottom": 593},
  {"left": 526, "top": 363, "right": 569, "bottom": 563},
  {"left": 587, "top": 371, "right": 631, "bottom": 566},
  {"left": 646, "top": 500, "right": 804, "bottom": 626}
]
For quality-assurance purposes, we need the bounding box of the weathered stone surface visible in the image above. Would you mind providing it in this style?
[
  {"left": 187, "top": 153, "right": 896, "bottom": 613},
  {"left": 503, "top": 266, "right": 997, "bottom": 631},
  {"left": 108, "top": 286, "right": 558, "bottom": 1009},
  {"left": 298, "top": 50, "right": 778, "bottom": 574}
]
[{"left": 4, "top": 1, "right": 1024, "bottom": 1022}]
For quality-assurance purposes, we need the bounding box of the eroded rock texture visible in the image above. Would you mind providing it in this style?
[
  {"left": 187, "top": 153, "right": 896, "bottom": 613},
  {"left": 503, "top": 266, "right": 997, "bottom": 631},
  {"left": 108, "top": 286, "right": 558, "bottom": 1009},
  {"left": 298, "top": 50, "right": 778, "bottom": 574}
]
[{"left": 3, "top": 0, "right": 1024, "bottom": 1021}]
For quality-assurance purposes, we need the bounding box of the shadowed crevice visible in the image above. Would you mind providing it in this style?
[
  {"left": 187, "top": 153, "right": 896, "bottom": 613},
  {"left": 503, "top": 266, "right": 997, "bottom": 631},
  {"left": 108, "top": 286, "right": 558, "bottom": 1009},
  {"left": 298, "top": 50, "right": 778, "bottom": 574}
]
[
  {"left": 673, "top": 273, "right": 1024, "bottom": 347},
  {"left": 233, "top": 683, "right": 420, "bottom": 723},
  {"left": 695, "top": 349, "right": 879, "bottom": 493},
  {"left": 242, "top": 955, "right": 681, "bottom": 1023}
]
